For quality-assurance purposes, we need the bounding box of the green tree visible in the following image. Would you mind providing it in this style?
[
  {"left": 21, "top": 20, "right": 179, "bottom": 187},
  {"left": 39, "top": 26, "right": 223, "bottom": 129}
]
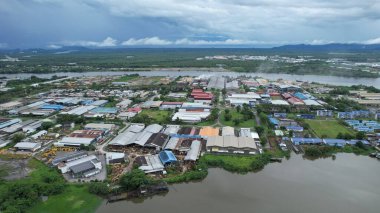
[
  {"left": 119, "top": 169, "right": 151, "bottom": 191},
  {"left": 88, "top": 182, "right": 109, "bottom": 196},
  {"left": 355, "top": 131, "right": 366, "bottom": 140},
  {"left": 12, "top": 133, "right": 25, "bottom": 144}
]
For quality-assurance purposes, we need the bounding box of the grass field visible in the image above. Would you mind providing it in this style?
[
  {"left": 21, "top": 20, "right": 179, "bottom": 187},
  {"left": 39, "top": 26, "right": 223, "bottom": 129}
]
[
  {"left": 28, "top": 185, "right": 102, "bottom": 213},
  {"left": 114, "top": 74, "right": 139, "bottom": 82},
  {"left": 138, "top": 109, "right": 172, "bottom": 123},
  {"left": 220, "top": 109, "right": 256, "bottom": 128},
  {"left": 305, "top": 120, "right": 353, "bottom": 138}
]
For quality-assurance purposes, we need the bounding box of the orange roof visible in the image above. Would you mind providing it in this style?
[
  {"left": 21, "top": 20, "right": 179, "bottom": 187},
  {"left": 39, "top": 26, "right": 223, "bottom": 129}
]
[{"left": 199, "top": 126, "right": 219, "bottom": 137}]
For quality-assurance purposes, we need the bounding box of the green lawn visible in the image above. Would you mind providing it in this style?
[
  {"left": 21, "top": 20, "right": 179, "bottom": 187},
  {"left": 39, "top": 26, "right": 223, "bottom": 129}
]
[
  {"left": 114, "top": 74, "right": 139, "bottom": 82},
  {"left": 220, "top": 109, "right": 256, "bottom": 128},
  {"left": 138, "top": 109, "right": 172, "bottom": 123},
  {"left": 28, "top": 185, "right": 102, "bottom": 213},
  {"left": 305, "top": 120, "right": 353, "bottom": 138}
]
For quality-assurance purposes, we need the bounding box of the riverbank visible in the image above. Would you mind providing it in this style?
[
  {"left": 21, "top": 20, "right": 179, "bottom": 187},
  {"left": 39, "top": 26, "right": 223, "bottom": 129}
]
[
  {"left": 95, "top": 153, "right": 380, "bottom": 213},
  {"left": 1, "top": 70, "right": 379, "bottom": 88}
]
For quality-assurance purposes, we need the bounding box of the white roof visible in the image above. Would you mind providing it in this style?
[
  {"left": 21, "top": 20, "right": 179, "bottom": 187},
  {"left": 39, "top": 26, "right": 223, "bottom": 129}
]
[
  {"left": 303, "top": 99, "right": 321, "bottom": 106},
  {"left": 222, "top": 126, "right": 235, "bottom": 136},
  {"left": 163, "top": 125, "right": 180, "bottom": 135},
  {"left": 14, "top": 142, "right": 41, "bottom": 149},
  {"left": 139, "top": 155, "right": 164, "bottom": 173},
  {"left": 144, "top": 124, "right": 163, "bottom": 133},
  {"left": 251, "top": 132, "right": 260, "bottom": 139},
  {"left": 207, "top": 136, "right": 257, "bottom": 150},
  {"left": 59, "top": 137, "right": 95, "bottom": 146},
  {"left": 85, "top": 123, "right": 115, "bottom": 130},
  {"left": 164, "top": 137, "right": 179, "bottom": 150},
  {"left": 184, "top": 140, "right": 201, "bottom": 161},
  {"left": 109, "top": 131, "right": 138, "bottom": 146},
  {"left": 62, "top": 105, "right": 96, "bottom": 115},
  {"left": 228, "top": 92, "right": 261, "bottom": 99},
  {"left": 271, "top": 100, "right": 290, "bottom": 105}
]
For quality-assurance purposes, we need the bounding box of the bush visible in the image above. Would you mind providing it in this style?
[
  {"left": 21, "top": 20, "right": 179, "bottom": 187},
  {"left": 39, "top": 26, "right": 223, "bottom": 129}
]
[
  {"left": 119, "top": 169, "right": 151, "bottom": 191},
  {"left": 88, "top": 182, "right": 109, "bottom": 196}
]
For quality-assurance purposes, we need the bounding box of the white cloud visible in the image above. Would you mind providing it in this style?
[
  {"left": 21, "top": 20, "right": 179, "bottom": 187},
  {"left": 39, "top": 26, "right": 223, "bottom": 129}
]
[
  {"left": 47, "top": 44, "right": 62, "bottom": 49},
  {"left": 121, "top": 37, "right": 172, "bottom": 45},
  {"left": 363, "top": 37, "right": 380, "bottom": 44},
  {"left": 122, "top": 37, "right": 281, "bottom": 46},
  {"left": 93, "top": 0, "right": 380, "bottom": 41},
  {"left": 58, "top": 37, "right": 118, "bottom": 47}
]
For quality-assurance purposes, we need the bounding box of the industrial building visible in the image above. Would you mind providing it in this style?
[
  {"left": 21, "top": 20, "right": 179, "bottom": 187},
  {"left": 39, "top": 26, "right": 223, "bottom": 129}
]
[
  {"left": 207, "top": 76, "right": 225, "bottom": 90},
  {"left": 206, "top": 136, "right": 258, "bottom": 154},
  {"left": 14, "top": 142, "right": 41, "bottom": 152},
  {"left": 58, "top": 155, "right": 102, "bottom": 178}
]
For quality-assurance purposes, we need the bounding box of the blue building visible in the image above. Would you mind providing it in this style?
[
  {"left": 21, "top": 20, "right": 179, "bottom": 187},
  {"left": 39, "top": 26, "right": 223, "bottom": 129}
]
[
  {"left": 286, "top": 126, "right": 304, "bottom": 132},
  {"left": 273, "top": 113, "right": 287, "bottom": 118},
  {"left": 297, "top": 114, "right": 316, "bottom": 119},
  {"left": 39, "top": 104, "right": 64, "bottom": 111},
  {"left": 159, "top": 150, "right": 177, "bottom": 165},
  {"left": 294, "top": 92, "right": 308, "bottom": 100},
  {"left": 323, "top": 139, "right": 347, "bottom": 147},
  {"left": 291, "top": 137, "right": 323, "bottom": 145}
]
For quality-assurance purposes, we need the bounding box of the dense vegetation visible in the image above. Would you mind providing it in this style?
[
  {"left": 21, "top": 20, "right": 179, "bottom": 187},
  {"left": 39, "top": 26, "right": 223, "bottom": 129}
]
[
  {"left": 0, "top": 159, "right": 66, "bottom": 213},
  {"left": 1, "top": 48, "right": 378, "bottom": 77}
]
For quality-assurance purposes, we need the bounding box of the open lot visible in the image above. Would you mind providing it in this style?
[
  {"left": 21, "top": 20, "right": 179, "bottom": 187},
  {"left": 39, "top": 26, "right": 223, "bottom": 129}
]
[
  {"left": 136, "top": 109, "right": 172, "bottom": 123},
  {"left": 28, "top": 185, "right": 102, "bottom": 213},
  {"left": 220, "top": 109, "right": 256, "bottom": 128},
  {"left": 305, "top": 120, "right": 353, "bottom": 138}
]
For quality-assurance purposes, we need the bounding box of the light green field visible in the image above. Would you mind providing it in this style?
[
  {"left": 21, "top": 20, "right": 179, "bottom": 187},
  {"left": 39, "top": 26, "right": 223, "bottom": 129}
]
[
  {"left": 220, "top": 109, "right": 256, "bottom": 128},
  {"left": 138, "top": 109, "right": 172, "bottom": 123},
  {"left": 305, "top": 120, "right": 353, "bottom": 138},
  {"left": 28, "top": 185, "right": 102, "bottom": 213}
]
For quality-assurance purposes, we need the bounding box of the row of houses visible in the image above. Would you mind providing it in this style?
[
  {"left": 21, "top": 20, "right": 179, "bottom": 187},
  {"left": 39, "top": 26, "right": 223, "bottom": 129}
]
[{"left": 290, "top": 137, "right": 370, "bottom": 147}]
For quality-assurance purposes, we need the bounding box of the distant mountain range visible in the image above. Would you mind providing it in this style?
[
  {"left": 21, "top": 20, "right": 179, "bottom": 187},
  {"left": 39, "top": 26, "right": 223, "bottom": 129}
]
[
  {"left": 2, "top": 43, "right": 380, "bottom": 53},
  {"left": 272, "top": 43, "right": 380, "bottom": 51}
]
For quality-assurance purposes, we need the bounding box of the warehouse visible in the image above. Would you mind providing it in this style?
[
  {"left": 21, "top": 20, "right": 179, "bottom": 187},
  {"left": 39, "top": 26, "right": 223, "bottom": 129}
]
[
  {"left": 226, "top": 80, "right": 239, "bottom": 90},
  {"left": 58, "top": 155, "right": 102, "bottom": 178},
  {"left": 14, "top": 142, "right": 41, "bottom": 152},
  {"left": 52, "top": 151, "right": 88, "bottom": 166},
  {"left": 145, "top": 133, "right": 169, "bottom": 149},
  {"left": 31, "top": 130, "right": 47, "bottom": 139},
  {"left": 136, "top": 155, "right": 165, "bottom": 174},
  {"left": 1, "top": 120, "right": 35, "bottom": 134},
  {"left": 0, "top": 101, "right": 22, "bottom": 110},
  {"left": 61, "top": 105, "right": 96, "bottom": 115},
  {"left": 291, "top": 137, "right": 323, "bottom": 145},
  {"left": 163, "top": 125, "right": 180, "bottom": 135},
  {"left": 199, "top": 126, "right": 219, "bottom": 137},
  {"left": 160, "top": 102, "right": 183, "bottom": 110},
  {"left": 124, "top": 124, "right": 163, "bottom": 147},
  {"left": 91, "top": 100, "right": 108, "bottom": 106},
  {"left": 39, "top": 104, "right": 65, "bottom": 111},
  {"left": 22, "top": 120, "right": 43, "bottom": 133},
  {"left": 222, "top": 126, "right": 235, "bottom": 136},
  {"left": 164, "top": 137, "right": 180, "bottom": 150},
  {"left": 207, "top": 76, "right": 225, "bottom": 90},
  {"left": 184, "top": 140, "right": 201, "bottom": 161},
  {"left": 116, "top": 99, "right": 132, "bottom": 108},
  {"left": 84, "top": 123, "right": 115, "bottom": 131},
  {"left": 159, "top": 150, "right": 177, "bottom": 165},
  {"left": 206, "top": 136, "right": 258, "bottom": 154},
  {"left": 56, "top": 137, "right": 96, "bottom": 146},
  {"left": 8, "top": 101, "right": 45, "bottom": 115},
  {"left": 172, "top": 110, "right": 210, "bottom": 123},
  {"left": 106, "top": 152, "right": 126, "bottom": 164},
  {"left": 108, "top": 124, "right": 145, "bottom": 146},
  {"left": 270, "top": 100, "right": 290, "bottom": 105},
  {"left": 0, "top": 118, "right": 21, "bottom": 130},
  {"left": 303, "top": 99, "right": 321, "bottom": 106},
  {"left": 90, "top": 107, "right": 118, "bottom": 114}
]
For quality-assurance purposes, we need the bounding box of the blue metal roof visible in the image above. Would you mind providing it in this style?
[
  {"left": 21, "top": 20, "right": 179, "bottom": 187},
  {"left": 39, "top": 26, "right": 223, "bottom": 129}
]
[
  {"left": 291, "top": 137, "right": 323, "bottom": 145},
  {"left": 294, "top": 92, "right": 308, "bottom": 100},
  {"left": 268, "top": 117, "right": 279, "bottom": 125},
  {"left": 159, "top": 150, "right": 177, "bottom": 165},
  {"left": 323, "top": 139, "right": 346, "bottom": 147},
  {"left": 40, "top": 104, "right": 64, "bottom": 110},
  {"left": 286, "top": 126, "right": 304, "bottom": 131}
]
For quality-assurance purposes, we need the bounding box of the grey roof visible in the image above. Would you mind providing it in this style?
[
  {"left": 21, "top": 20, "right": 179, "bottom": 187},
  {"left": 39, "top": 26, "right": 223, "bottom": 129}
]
[
  {"left": 144, "top": 124, "right": 163, "bottom": 133},
  {"left": 163, "top": 125, "right": 180, "bottom": 135},
  {"left": 52, "top": 151, "right": 88, "bottom": 166},
  {"left": 184, "top": 140, "right": 201, "bottom": 161},
  {"left": 164, "top": 137, "right": 180, "bottom": 150},
  {"left": 70, "top": 161, "right": 95, "bottom": 174},
  {"left": 126, "top": 124, "right": 145, "bottom": 133},
  {"left": 240, "top": 128, "right": 251, "bottom": 137}
]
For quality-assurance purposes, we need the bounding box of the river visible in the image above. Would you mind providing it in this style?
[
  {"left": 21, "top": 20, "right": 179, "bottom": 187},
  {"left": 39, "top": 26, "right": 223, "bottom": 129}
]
[
  {"left": 1, "top": 71, "right": 379, "bottom": 88},
  {"left": 96, "top": 154, "right": 380, "bottom": 213}
]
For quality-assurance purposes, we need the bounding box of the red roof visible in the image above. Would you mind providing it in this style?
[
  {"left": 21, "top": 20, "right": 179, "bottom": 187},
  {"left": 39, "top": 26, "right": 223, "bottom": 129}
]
[
  {"left": 127, "top": 107, "right": 142, "bottom": 113},
  {"left": 282, "top": 93, "right": 293, "bottom": 99}
]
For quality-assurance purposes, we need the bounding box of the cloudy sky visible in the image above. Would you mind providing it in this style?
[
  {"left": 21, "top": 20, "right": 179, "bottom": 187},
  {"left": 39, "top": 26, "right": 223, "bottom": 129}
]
[{"left": 1, "top": 0, "right": 380, "bottom": 48}]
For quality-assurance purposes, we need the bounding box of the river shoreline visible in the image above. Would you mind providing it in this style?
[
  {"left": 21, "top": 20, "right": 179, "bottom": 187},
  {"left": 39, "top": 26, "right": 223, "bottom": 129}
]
[{"left": 1, "top": 70, "right": 379, "bottom": 88}]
